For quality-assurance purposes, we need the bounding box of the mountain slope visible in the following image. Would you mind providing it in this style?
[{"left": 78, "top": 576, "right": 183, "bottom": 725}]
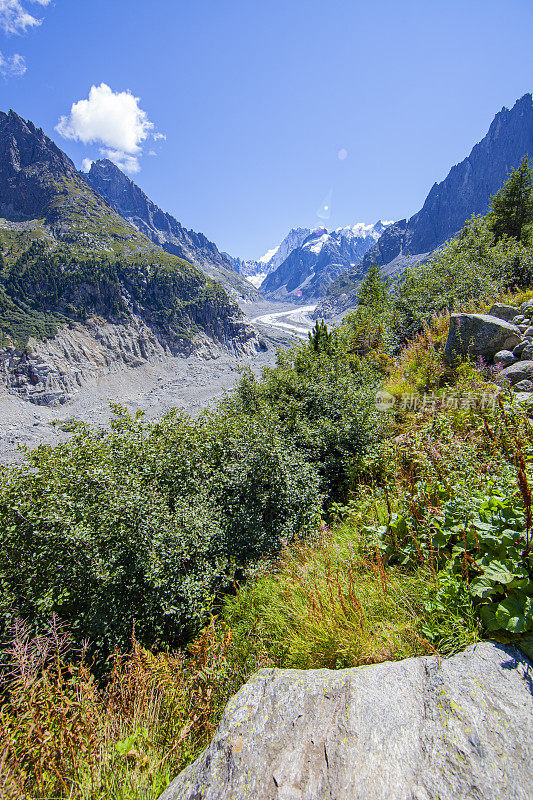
[
  {"left": 84, "top": 159, "right": 259, "bottom": 302},
  {"left": 261, "top": 222, "right": 391, "bottom": 302},
  {"left": 318, "top": 93, "right": 533, "bottom": 317},
  {"left": 0, "top": 110, "right": 258, "bottom": 403}
]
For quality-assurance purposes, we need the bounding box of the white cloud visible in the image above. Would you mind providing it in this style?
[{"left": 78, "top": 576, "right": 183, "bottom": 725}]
[
  {"left": 81, "top": 158, "right": 93, "bottom": 173},
  {"left": 56, "top": 83, "right": 161, "bottom": 174},
  {"left": 0, "top": 0, "right": 51, "bottom": 36},
  {"left": 148, "top": 149, "right": 157, "bottom": 157},
  {"left": 0, "top": 50, "right": 25, "bottom": 77},
  {"left": 56, "top": 83, "right": 153, "bottom": 154}
]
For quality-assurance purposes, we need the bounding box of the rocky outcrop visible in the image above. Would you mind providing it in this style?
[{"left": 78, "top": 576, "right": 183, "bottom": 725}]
[
  {"left": 0, "top": 313, "right": 262, "bottom": 405},
  {"left": 442, "top": 301, "right": 533, "bottom": 395},
  {"left": 84, "top": 160, "right": 259, "bottom": 302},
  {"left": 444, "top": 313, "right": 521, "bottom": 363},
  {"left": 0, "top": 110, "right": 74, "bottom": 220},
  {"left": 160, "top": 642, "right": 533, "bottom": 800},
  {"left": 317, "top": 93, "right": 533, "bottom": 317}
]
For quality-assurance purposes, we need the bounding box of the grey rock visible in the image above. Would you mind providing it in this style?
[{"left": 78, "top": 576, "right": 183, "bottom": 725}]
[
  {"left": 524, "top": 327, "right": 533, "bottom": 337},
  {"left": 160, "top": 643, "right": 533, "bottom": 800},
  {"left": 493, "top": 349, "right": 517, "bottom": 367},
  {"left": 496, "top": 359, "right": 533, "bottom": 386},
  {"left": 513, "top": 315, "right": 526, "bottom": 325},
  {"left": 487, "top": 303, "right": 519, "bottom": 321},
  {"left": 519, "top": 324, "right": 530, "bottom": 333},
  {"left": 522, "top": 344, "right": 533, "bottom": 360},
  {"left": 513, "top": 379, "right": 533, "bottom": 391},
  {"left": 513, "top": 391, "right": 533, "bottom": 403},
  {"left": 444, "top": 313, "right": 521, "bottom": 363},
  {"left": 521, "top": 299, "right": 533, "bottom": 315},
  {"left": 513, "top": 341, "right": 528, "bottom": 357}
]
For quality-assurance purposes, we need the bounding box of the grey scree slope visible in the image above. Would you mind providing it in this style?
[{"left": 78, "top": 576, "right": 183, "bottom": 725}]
[{"left": 159, "top": 642, "right": 533, "bottom": 800}]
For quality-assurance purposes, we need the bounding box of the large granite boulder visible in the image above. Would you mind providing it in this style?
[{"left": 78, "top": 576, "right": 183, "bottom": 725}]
[
  {"left": 444, "top": 313, "right": 521, "bottom": 363},
  {"left": 160, "top": 643, "right": 533, "bottom": 800},
  {"left": 487, "top": 302, "right": 519, "bottom": 322}
]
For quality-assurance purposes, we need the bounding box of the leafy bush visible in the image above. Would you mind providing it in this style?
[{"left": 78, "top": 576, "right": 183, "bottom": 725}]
[
  {"left": 367, "top": 398, "right": 533, "bottom": 642},
  {"left": 0, "top": 406, "right": 321, "bottom": 661},
  {"left": 224, "top": 336, "right": 382, "bottom": 506},
  {"left": 429, "top": 490, "right": 532, "bottom": 636}
]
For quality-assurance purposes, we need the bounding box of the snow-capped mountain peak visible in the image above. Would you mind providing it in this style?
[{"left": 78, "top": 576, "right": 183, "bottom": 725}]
[{"left": 260, "top": 220, "right": 394, "bottom": 302}]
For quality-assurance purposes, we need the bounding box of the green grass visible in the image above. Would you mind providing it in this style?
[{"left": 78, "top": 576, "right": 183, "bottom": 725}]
[{"left": 223, "top": 522, "right": 436, "bottom": 669}]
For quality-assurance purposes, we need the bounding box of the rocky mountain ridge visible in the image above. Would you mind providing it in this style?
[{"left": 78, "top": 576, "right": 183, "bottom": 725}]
[
  {"left": 227, "top": 226, "right": 312, "bottom": 287},
  {"left": 84, "top": 159, "right": 260, "bottom": 302},
  {"left": 317, "top": 93, "right": 533, "bottom": 317},
  {"left": 0, "top": 109, "right": 261, "bottom": 405}
]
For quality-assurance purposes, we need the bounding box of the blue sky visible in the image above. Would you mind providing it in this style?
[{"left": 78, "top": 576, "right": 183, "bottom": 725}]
[{"left": 1, "top": 0, "right": 532, "bottom": 260}]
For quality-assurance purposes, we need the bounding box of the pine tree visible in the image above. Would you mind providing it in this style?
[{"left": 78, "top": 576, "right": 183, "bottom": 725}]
[
  {"left": 356, "top": 262, "right": 389, "bottom": 310},
  {"left": 489, "top": 156, "right": 533, "bottom": 243},
  {"left": 308, "top": 319, "right": 333, "bottom": 353}
]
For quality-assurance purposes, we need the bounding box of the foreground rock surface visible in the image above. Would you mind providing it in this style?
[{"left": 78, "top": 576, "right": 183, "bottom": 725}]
[
  {"left": 160, "top": 643, "right": 533, "bottom": 800},
  {"left": 444, "top": 313, "right": 521, "bottom": 363}
]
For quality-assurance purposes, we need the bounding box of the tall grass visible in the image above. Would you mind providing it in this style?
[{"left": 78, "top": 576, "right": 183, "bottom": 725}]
[
  {"left": 0, "top": 617, "right": 271, "bottom": 800},
  {"left": 223, "top": 524, "right": 435, "bottom": 669}
]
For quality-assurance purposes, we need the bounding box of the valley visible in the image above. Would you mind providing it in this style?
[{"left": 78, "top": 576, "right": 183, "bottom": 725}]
[
  {"left": 250, "top": 303, "right": 317, "bottom": 339},
  {"left": 0, "top": 298, "right": 304, "bottom": 462},
  {"left": 1, "top": 75, "right": 533, "bottom": 800}
]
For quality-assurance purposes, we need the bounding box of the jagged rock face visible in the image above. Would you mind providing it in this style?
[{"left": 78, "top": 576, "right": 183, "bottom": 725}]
[
  {"left": 319, "top": 93, "right": 533, "bottom": 317},
  {"left": 259, "top": 227, "right": 314, "bottom": 273},
  {"left": 84, "top": 160, "right": 259, "bottom": 302},
  {"left": 262, "top": 222, "right": 391, "bottom": 302},
  {"left": 0, "top": 312, "right": 262, "bottom": 406},
  {"left": 0, "top": 110, "right": 76, "bottom": 220},
  {"left": 159, "top": 642, "right": 533, "bottom": 800}
]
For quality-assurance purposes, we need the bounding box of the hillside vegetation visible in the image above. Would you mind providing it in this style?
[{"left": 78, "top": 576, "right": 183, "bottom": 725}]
[
  {"left": 0, "top": 112, "right": 241, "bottom": 350},
  {"left": 1, "top": 162, "right": 533, "bottom": 799}
]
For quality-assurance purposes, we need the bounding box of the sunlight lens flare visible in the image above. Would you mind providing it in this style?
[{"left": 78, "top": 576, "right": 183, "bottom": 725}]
[{"left": 316, "top": 189, "right": 333, "bottom": 220}]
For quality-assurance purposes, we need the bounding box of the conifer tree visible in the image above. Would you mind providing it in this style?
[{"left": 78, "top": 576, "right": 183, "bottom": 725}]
[
  {"left": 356, "top": 262, "right": 389, "bottom": 310},
  {"left": 489, "top": 156, "right": 533, "bottom": 243}
]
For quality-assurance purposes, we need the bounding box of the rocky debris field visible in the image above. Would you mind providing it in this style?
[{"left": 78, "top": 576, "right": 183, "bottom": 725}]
[{"left": 0, "top": 307, "right": 297, "bottom": 463}]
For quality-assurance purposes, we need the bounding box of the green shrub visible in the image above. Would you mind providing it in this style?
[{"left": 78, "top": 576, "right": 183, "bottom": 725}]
[
  {"left": 224, "top": 338, "right": 382, "bottom": 506},
  {"left": 0, "top": 407, "right": 322, "bottom": 662},
  {"left": 371, "top": 477, "right": 533, "bottom": 640}
]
